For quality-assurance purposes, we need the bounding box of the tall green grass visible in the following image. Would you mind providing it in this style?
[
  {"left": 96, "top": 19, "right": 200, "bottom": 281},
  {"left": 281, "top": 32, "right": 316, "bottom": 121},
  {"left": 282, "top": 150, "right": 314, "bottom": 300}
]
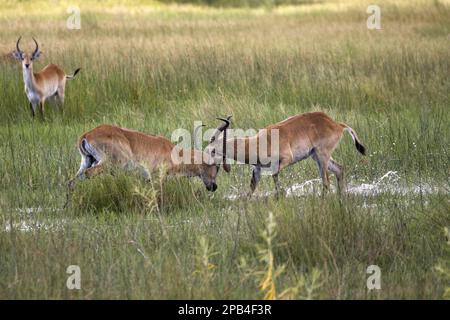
[{"left": 0, "top": 0, "right": 449, "bottom": 299}]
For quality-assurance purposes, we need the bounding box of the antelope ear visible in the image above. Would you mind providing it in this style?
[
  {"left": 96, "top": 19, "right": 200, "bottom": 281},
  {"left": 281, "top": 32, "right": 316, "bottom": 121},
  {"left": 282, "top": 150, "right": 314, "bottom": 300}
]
[
  {"left": 13, "top": 51, "right": 23, "bottom": 60},
  {"left": 31, "top": 51, "right": 41, "bottom": 61},
  {"left": 223, "top": 163, "right": 231, "bottom": 173}
]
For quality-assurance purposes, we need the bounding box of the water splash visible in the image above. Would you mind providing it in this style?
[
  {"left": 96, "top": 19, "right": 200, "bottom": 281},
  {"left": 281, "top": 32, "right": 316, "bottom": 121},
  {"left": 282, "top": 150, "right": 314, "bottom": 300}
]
[
  {"left": 4, "top": 220, "right": 64, "bottom": 232},
  {"left": 225, "top": 171, "right": 444, "bottom": 200},
  {"left": 347, "top": 171, "right": 400, "bottom": 195},
  {"left": 285, "top": 178, "right": 322, "bottom": 197}
]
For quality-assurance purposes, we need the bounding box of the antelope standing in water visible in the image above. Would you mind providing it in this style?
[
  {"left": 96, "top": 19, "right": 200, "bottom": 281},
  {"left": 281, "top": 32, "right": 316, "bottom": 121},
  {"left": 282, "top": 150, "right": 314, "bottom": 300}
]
[
  {"left": 13, "top": 37, "right": 81, "bottom": 117},
  {"left": 208, "top": 112, "right": 366, "bottom": 196}
]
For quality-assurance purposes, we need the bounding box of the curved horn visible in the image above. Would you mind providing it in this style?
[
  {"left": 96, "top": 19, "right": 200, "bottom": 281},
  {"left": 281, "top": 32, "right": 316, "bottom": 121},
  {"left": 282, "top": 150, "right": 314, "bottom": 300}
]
[
  {"left": 216, "top": 116, "right": 231, "bottom": 127},
  {"left": 207, "top": 116, "right": 231, "bottom": 168},
  {"left": 16, "top": 36, "right": 23, "bottom": 53},
  {"left": 209, "top": 115, "right": 232, "bottom": 144},
  {"left": 32, "top": 37, "right": 39, "bottom": 57},
  {"left": 221, "top": 118, "right": 229, "bottom": 166},
  {"left": 193, "top": 124, "right": 205, "bottom": 150}
]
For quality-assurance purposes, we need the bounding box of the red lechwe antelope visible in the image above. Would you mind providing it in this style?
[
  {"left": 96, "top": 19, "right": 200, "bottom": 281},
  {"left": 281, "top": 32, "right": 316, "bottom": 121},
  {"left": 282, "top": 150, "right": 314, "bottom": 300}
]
[
  {"left": 209, "top": 111, "right": 366, "bottom": 196},
  {"left": 13, "top": 36, "right": 81, "bottom": 117},
  {"left": 68, "top": 118, "right": 231, "bottom": 193}
]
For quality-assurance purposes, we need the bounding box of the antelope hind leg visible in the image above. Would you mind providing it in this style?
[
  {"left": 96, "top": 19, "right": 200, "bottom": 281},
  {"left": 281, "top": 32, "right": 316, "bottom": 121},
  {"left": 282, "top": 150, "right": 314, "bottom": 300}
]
[
  {"left": 249, "top": 166, "right": 262, "bottom": 196},
  {"left": 312, "top": 151, "right": 331, "bottom": 196},
  {"left": 328, "top": 158, "right": 345, "bottom": 194}
]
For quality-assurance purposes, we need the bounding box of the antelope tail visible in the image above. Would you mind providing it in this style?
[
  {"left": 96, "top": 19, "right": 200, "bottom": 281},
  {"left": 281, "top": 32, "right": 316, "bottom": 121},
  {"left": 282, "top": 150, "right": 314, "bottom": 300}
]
[
  {"left": 340, "top": 123, "right": 366, "bottom": 155},
  {"left": 66, "top": 67, "right": 81, "bottom": 80}
]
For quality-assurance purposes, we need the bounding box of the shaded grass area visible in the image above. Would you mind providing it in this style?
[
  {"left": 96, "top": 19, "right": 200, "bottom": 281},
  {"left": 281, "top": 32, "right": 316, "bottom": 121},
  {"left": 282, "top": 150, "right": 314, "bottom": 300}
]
[{"left": 0, "top": 0, "right": 449, "bottom": 299}]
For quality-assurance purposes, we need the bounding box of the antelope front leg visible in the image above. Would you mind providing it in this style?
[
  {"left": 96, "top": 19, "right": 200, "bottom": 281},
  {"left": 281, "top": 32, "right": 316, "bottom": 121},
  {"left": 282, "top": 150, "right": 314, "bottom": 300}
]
[
  {"left": 29, "top": 103, "right": 36, "bottom": 117},
  {"left": 271, "top": 157, "right": 290, "bottom": 199}
]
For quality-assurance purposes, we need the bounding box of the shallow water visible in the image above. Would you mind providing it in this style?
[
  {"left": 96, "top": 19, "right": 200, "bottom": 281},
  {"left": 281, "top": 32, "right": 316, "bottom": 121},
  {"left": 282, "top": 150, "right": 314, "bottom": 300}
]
[
  {"left": 4, "top": 220, "right": 65, "bottom": 232},
  {"left": 5, "top": 207, "right": 65, "bottom": 232},
  {"left": 6, "top": 171, "right": 446, "bottom": 232},
  {"left": 226, "top": 171, "right": 446, "bottom": 200}
]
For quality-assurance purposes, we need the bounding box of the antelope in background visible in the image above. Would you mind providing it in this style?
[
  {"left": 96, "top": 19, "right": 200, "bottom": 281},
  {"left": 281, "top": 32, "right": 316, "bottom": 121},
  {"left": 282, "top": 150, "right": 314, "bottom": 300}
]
[
  {"left": 68, "top": 118, "right": 231, "bottom": 193},
  {"left": 208, "top": 111, "right": 366, "bottom": 196},
  {"left": 13, "top": 36, "right": 81, "bottom": 117}
]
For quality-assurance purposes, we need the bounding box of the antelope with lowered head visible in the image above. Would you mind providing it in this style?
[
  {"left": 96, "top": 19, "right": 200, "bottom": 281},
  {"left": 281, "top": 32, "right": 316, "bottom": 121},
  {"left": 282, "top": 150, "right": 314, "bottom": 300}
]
[
  {"left": 69, "top": 118, "right": 231, "bottom": 192},
  {"left": 208, "top": 111, "right": 366, "bottom": 196},
  {"left": 13, "top": 37, "right": 81, "bottom": 117}
]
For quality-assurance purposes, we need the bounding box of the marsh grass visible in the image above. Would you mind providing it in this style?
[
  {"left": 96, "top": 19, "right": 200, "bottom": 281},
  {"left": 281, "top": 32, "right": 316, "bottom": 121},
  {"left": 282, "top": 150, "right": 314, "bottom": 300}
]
[
  {"left": 70, "top": 169, "right": 153, "bottom": 214},
  {"left": 70, "top": 167, "right": 210, "bottom": 214},
  {"left": 0, "top": 0, "right": 449, "bottom": 299}
]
